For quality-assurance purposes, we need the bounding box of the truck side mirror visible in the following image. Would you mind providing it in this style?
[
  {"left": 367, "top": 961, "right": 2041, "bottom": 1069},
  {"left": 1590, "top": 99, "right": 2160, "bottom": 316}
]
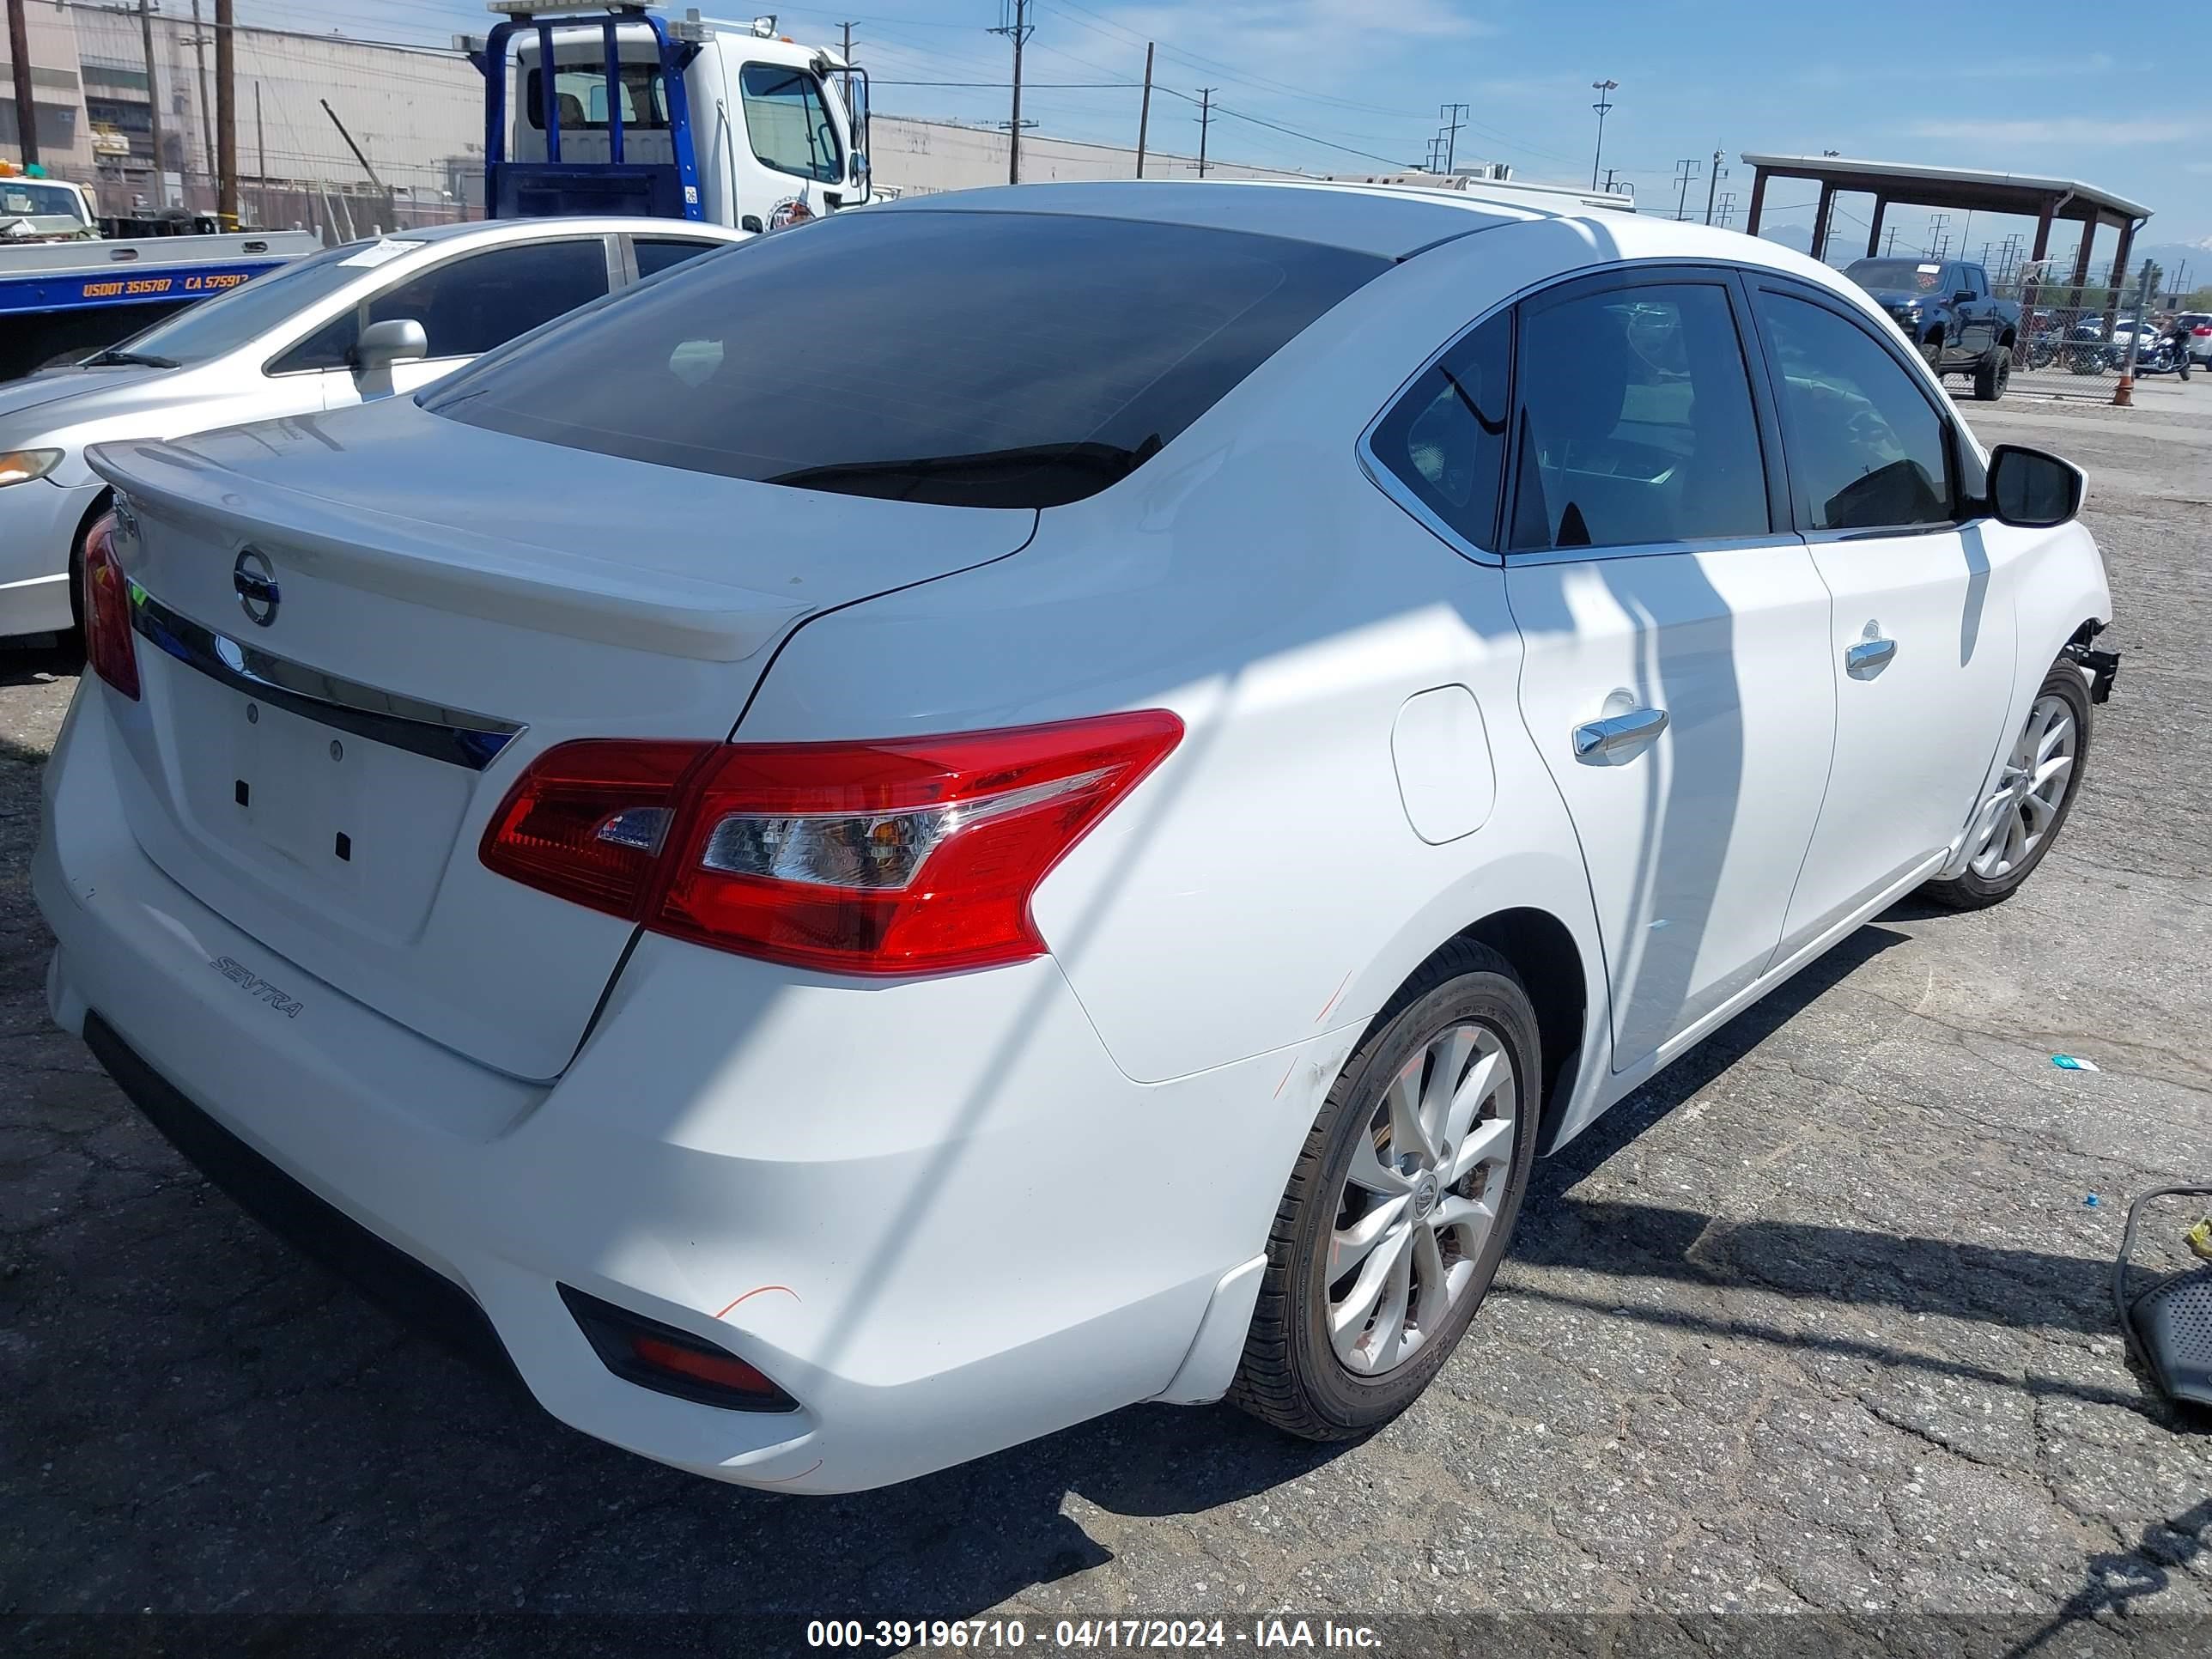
[
  {"left": 353, "top": 318, "right": 428, "bottom": 374},
  {"left": 1955, "top": 289, "right": 1976, "bottom": 305},
  {"left": 1987, "top": 444, "right": 2083, "bottom": 528}
]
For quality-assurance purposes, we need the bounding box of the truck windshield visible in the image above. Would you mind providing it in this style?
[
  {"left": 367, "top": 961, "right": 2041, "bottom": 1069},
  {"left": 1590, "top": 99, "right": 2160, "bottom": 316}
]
[
  {"left": 424, "top": 209, "right": 1388, "bottom": 508},
  {"left": 0, "top": 180, "right": 90, "bottom": 223},
  {"left": 102, "top": 241, "right": 384, "bottom": 366},
  {"left": 1848, "top": 259, "right": 1945, "bottom": 293}
]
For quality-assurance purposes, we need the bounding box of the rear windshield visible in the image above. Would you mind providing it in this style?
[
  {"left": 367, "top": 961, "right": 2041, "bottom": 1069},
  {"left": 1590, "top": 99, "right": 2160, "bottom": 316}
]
[{"left": 423, "top": 210, "right": 1388, "bottom": 507}]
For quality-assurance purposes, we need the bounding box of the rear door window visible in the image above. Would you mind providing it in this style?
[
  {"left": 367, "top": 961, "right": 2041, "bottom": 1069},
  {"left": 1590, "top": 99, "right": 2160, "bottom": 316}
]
[
  {"left": 424, "top": 210, "right": 1387, "bottom": 507},
  {"left": 1507, "top": 282, "right": 1771, "bottom": 551},
  {"left": 632, "top": 237, "right": 725, "bottom": 280}
]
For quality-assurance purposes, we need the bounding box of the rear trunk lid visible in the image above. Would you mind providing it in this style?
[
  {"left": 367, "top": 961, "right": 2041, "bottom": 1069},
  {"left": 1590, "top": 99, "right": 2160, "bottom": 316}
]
[{"left": 86, "top": 396, "right": 1035, "bottom": 1079}]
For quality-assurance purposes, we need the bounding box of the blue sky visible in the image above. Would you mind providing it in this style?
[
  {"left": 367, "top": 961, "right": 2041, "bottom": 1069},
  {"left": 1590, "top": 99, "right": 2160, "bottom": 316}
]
[{"left": 238, "top": 0, "right": 2212, "bottom": 260}]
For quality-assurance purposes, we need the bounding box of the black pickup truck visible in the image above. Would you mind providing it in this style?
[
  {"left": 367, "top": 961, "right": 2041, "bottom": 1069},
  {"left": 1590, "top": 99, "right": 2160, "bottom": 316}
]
[{"left": 1842, "top": 257, "right": 2021, "bottom": 400}]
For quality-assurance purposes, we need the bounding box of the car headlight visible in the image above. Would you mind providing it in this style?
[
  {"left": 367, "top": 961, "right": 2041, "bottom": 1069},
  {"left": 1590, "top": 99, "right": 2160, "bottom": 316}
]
[{"left": 0, "top": 448, "right": 64, "bottom": 487}]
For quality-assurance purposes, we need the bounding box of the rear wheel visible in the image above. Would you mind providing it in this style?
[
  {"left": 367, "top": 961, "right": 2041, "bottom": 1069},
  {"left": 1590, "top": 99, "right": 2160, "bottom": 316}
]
[
  {"left": 1973, "top": 347, "right": 2011, "bottom": 401},
  {"left": 1920, "top": 660, "right": 2090, "bottom": 910},
  {"left": 1230, "top": 943, "right": 1539, "bottom": 1440}
]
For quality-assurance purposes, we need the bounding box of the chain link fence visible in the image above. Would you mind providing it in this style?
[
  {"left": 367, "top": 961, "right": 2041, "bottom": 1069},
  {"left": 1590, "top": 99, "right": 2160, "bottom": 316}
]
[{"left": 1998, "top": 264, "right": 2189, "bottom": 386}]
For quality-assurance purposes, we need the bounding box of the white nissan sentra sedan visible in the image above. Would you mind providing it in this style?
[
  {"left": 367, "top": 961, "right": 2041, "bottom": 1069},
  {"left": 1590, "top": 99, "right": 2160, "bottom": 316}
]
[
  {"left": 36, "top": 182, "right": 2115, "bottom": 1492},
  {"left": 0, "top": 216, "right": 747, "bottom": 641}
]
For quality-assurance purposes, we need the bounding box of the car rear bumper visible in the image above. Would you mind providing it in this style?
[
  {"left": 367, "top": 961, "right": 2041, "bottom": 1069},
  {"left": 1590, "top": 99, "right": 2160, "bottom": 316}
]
[{"left": 35, "top": 685, "right": 1300, "bottom": 1492}]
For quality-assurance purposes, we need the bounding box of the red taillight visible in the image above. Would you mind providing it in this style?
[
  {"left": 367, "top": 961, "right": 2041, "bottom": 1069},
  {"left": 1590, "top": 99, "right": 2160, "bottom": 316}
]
[
  {"left": 477, "top": 739, "right": 704, "bottom": 917},
  {"left": 2195, "top": 325, "right": 2211, "bottom": 337},
  {"left": 481, "top": 711, "right": 1184, "bottom": 975},
  {"left": 81, "top": 513, "right": 140, "bottom": 701}
]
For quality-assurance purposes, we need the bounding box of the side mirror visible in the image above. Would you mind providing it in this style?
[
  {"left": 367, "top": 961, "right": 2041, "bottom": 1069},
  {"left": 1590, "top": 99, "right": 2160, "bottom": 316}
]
[
  {"left": 739, "top": 214, "right": 764, "bottom": 234},
  {"left": 1954, "top": 290, "right": 1976, "bottom": 305},
  {"left": 1987, "top": 443, "right": 2083, "bottom": 528},
  {"left": 353, "top": 317, "right": 428, "bottom": 374}
]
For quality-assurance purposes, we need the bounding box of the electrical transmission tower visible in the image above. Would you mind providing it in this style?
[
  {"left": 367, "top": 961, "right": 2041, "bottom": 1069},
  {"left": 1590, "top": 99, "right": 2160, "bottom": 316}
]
[
  {"left": 1437, "top": 102, "right": 1468, "bottom": 175},
  {"left": 1672, "top": 156, "right": 1701, "bottom": 221}
]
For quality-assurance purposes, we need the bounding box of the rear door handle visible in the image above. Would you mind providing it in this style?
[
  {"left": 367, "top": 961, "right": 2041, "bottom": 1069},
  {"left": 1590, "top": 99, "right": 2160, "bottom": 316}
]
[
  {"left": 1572, "top": 704, "right": 1669, "bottom": 765},
  {"left": 1845, "top": 636, "right": 1898, "bottom": 678}
]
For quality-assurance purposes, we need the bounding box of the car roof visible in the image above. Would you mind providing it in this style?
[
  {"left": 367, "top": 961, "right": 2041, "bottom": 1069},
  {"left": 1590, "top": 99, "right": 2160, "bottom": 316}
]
[
  {"left": 878, "top": 180, "right": 1580, "bottom": 258},
  {"left": 381, "top": 216, "right": 748, "bottom": 246},
  {"left": 872, "top": 179, "right": 1876, "bottom": 292}
]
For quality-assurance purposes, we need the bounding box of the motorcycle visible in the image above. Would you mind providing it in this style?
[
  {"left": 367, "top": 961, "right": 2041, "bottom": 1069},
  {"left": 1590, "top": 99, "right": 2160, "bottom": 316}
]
[{"left": 2128, "top": 337, "right": 2187, "bottom": 377}]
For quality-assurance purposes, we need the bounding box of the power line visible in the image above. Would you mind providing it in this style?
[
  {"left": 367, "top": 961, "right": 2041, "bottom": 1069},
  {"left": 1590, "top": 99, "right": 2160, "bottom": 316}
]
[{"left": 1158, "top": 88, "right": 1420, "bottom": 171}]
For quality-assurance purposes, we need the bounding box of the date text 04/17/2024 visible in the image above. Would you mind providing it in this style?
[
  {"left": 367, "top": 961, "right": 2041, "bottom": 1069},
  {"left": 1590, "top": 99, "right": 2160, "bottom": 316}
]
[{"left": 803, "top": 1619, "right": 1383, "bottom": 1650}]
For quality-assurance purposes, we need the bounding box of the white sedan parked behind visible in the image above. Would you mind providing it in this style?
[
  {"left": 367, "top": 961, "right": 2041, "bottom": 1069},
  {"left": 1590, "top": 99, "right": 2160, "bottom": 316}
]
[
  {"left": 0, "top": 216, "right": 748, "bottom": 640},
  {"left": 38, "top": 182, "right": 2114, "bottom": 1493}
]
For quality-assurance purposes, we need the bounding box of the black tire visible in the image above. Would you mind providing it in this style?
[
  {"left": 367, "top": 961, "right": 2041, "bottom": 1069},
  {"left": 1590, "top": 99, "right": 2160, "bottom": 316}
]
[
  {"left": 1972, "top": 347, "right": 2010, "bottom": 402},
  {"left": 1229, "top": 941, "right": 1540, "bottom": 1440},
  {"left": 1920, "top": 338, "right": 1944, "bottom": 377},
  {"left": 1919, "top": 659, "right": 2092, "bottom": 911}
]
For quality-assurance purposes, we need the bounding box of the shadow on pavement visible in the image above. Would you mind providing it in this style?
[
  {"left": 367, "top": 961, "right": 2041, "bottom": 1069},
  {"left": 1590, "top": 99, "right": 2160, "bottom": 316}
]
[{"left": 26, "top": 914, "right": 2190, "bottom": 1621}]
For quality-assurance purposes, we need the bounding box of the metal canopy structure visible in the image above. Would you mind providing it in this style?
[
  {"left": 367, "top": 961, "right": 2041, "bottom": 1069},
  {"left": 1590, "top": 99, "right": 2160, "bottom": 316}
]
[{"left": 1740, "top": 153, "right": 2153, "bottom": 289}]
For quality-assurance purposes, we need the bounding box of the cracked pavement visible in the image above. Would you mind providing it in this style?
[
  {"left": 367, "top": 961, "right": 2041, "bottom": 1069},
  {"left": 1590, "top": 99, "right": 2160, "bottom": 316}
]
[{"left": 1, "top": 387, "right": 2208, "bottom": 1652}]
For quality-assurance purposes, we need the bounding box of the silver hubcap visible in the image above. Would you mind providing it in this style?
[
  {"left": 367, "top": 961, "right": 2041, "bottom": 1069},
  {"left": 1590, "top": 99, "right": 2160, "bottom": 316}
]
[
  {"left": 1327, "top": 1022, "right": 1517, "bottom": 1377},
  {"left": 1966, "top": 693, "right": 2075, "bottom": 880}
]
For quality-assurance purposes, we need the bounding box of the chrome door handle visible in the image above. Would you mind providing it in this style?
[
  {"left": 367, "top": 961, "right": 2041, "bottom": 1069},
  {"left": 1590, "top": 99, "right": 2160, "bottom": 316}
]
[
  {"left": 1572, "top": 704, "right": 1669, "bottom": 765},
  {"left": 1845, "top": 637, "right": 1898, "bottom": 678}
]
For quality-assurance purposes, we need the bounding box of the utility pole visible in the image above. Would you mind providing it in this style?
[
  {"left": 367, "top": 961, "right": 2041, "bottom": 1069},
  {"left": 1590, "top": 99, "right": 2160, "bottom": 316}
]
[
  {"left": 1926, "top": 211, "right": 1949, "bottom": 258},
  {"left": 988, "top": 0, "right": 1032, "bottom": 185},
  {"left": 1196, "top": 87, "right": 1213, "bottom": 177},
  {"left": 1671, "top": 156, "right": 1700, "bottom": 222},
  {"left": 137, "top": 0, "right": 168, "bottom": 206},
  {"left": 1716, "top": 190, "right": 1735, "bottom": 228},
  {"left": 840, "top": 20, "right": 853, "bottom": 63},
  {"left": 254, "top": 80, "right": 263, "bottom": 185},
  {"left": 1601, "top": 167, "right": 1620, "bottom": 193},
  {"left": 1134, "top": 41, "right": 1152, "bottom": 178},
  {"left": 1588, "top": 79, "right": 1615, "bottom": 191},
  {"left": 1704, "top": 147, "right": 1723, "bottom": 225},
  {"left": 214, "top": 0, "right": 235, "bottom": 226},
  {"left": 1438, "top": 101, "right": 1467, "bottom": 175},
  {"left": 190, "top": 0, "right": 212, "bottom": 181},
  {"left": 1885, "top": 225, "right": 1899, "bottom": 256},
  {"left": 6, "top": 0, "right": 38, "bottom": 167}
]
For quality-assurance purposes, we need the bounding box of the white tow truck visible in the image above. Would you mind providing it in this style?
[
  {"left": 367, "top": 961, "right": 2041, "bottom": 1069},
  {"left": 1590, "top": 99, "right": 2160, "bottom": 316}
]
[{"left": 464, "top": 3, "right": 872, "bottom": 231}]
